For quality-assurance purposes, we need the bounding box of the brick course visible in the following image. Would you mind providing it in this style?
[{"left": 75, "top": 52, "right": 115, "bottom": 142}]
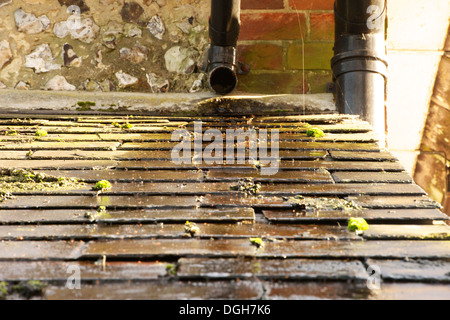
[
  {"left": 241, "top": 0, "right": 285, "bottom": 10},
  {"left": 237, "top": 0, "right": 335, "bottom": 94}
]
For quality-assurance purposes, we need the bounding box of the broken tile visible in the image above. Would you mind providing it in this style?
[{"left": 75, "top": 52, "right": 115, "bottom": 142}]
[
  {"left": 330, "top": 151, "right": 398, "bottom": 162},
  {"left": 0, "top": 241, "right": 85, "bottom": 260},
  {"left": 363, "top": 224, "right": 450, "bottom": 240},
  {"left": 178, "top": 258, "right": 368, "bottom": 280},
  {"left": 45, "top": 280, "right": 264, "bottom": 300},
  {"left": 366, "top": 259, "right": 450, "bottom": 282},
  {"left": 264, "top": 281, "right": 371, "bottom": 300},
  {"left": 0, "top": 207, "right": 255, "bottom": 224},
  {"left": 83, "top": 239, "right": 256, "bottom": 259},
  {"left": 332, "top": 171, "right": 413, "bottom": 183},
  {"left": 262, "top": 208, "right": 449, "bottom": 224},
  {"left": 206, "top": 169, "right": 334, "bottom": 183},
  {"left": 0, "top": 261, "right": 167, "bottom": 282}
]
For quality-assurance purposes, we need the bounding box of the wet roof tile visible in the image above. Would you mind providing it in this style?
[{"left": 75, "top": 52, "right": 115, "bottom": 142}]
[{"left": 0, "top": 113, "right": 448, "bottom": 300}]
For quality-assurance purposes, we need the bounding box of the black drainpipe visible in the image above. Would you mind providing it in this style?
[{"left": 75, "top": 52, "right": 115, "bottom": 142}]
[
  {"left": 207, "top": 0, "right": 241, "bottom": 95},
  {"left": 332, "top": 0, "right": 388, "bottom": 138}
]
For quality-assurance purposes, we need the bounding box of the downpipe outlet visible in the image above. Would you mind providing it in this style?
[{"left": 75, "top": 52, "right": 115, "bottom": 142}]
[
  {"left": 207, "top": 0, "right": 241, "bottom": 95},
  {"left": 207, "top": 46, "right": 238, "bottom": 95}
]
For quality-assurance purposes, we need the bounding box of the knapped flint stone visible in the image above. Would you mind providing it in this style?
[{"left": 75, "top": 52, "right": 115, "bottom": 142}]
[
  {"left": 15, "top": 81, "right": 30, "bottom": 90},
  {"left": 147, "top": 15, "right": 165, "bottom": 40},
  {"left": 42, "top": 75, "right": 76, "bottom": 91},
  {"left": 0, "top": 40, "right": 12, "bottom": 69},
  {"left": 53, "top": 15, "right": 99, "bottom": 44},
  {"left": 189, "top": 74, "right": 205, "bottom": 93},
  {"left": 80, "top": 79, "right": 102, "bottom": 91},
  {"left": 14, "top": 9, "right": 50, "bottom": 34},
  {"left": 0, "top": 0, "right": 12, "bottom": 8},
  {"left": 24, "top": 44, "right": 61, "bottom": 74},
  {"left": 124, "top": 23, "right": 142, "bottom": 38},
  {"left": 164, "top": 46, "right": 199, "bottom": 74},
  {"left": 115, "top": 71, "right": 138, "bottom": 88},
  {"left": 119, "top": 43, "right": 149, "bottom": 64},
  {"left": 58, "top": 0, "right": 90, "bottom": 13},
  {"left": 120, "top": 2, "right": 144, "bottom": 24},
  {"left": 146, "top": 73, "right": 169, "bottom": 93},
  {"left": 62, "top": 43, "right": 82, "bottom": 67}
]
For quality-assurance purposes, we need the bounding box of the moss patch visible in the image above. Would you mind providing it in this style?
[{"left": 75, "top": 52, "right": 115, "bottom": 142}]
[
  {"left": 289, "top": 195, "right": 362, "bottom": 212},
  {"left": 306, "top": 127, "right": 325, "bottom": 138},
  {"left": 0, "top": 280, "right": 47, "bottom": 300},
  {"left": 0, "top": 169, "right": 86, "bottom": 194},
  {"left": 35, "top": 129, "right": 48, "bottom": 137},
  {"left": 92, "top": 180, "right": 112, "bottom": 191},
  {"left": 348, "top": 218, "right": 370, "bottom": 234},
  {"left": 184, "top": 220, "right": 200, "bottom": 237},
  {"left": 230, "top": 178, "right": 261, "bottom": 196},
  {"left": 84, "top": 206, "right": 111, "bottom": 222},
  {"left": 249, "top": 237, "right": 264, "bottom": 248}
]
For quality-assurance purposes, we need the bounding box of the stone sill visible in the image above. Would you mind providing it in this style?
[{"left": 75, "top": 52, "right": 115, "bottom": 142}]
[{"left": 0, "top": 89, "right": 337, "bottom": 116}]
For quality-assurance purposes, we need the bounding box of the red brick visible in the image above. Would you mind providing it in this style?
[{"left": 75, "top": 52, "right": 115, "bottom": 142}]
[
  {"left": 289, "top": 0, "right": 334, "bottom": 10},
  {"left": 287, "top": 42, "right": 334, "bottom": 70},
  {"left": 240, "top": 12, "right": 306, "bottom": 41},
  {"left": 241, "top": 0, "right": 285, "bottom": 10},
  {"left": 236, "top": 71, "right": 309, "bottom": 94},
  {"left": 310, "top": 13, "right": 335, "bottom": 41},
  {"left": 307, "top": 70, "right": 333, "bottom": 93},
  {"left": 237, "top": 43, "right": 283, "bottom": 70}
]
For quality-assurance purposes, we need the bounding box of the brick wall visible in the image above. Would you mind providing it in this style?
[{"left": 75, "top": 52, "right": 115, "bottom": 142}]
[
  {"left": 0, "top": 0, "right": 335, "bottom": 95},
  {"left": 236, "top": 0, "right": 335, "bottom": 94}
]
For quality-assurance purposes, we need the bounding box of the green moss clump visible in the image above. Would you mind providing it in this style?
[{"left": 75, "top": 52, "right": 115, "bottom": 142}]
[
  {"left": 250, "top": 237, "right": 264, "bottom": 248},
  {"left": 0, "top": 169, "right": 84, "bottom": 195},
  {"left": 306, "top": 127, "right": 325, "bottom": 138},
  {"left": 121, "top": 123, "right": 133, "bottom": 130},
  {"left": 348, "top": 218, "right": 369, "bottom": 233},
  {"left": 0, "top": 192, "right": 14, "bottom": 203},
  {"left": 11, "top": 280, "right": 47, "bottom": 299},
  {"left": 184, "top": 221, "right": 200, "bottom": 236},
  {"left": 77, "top": 101, "right": 96, "bottom": 108},
  {"left": 111, "top": 122, "right": 133, "bottom": 130},
  {"left": 0, "top": 281, "right": 7, "bottom": 300},
  {"left": 84, "top": 206, "right": 111, "bottom": 222},
  {"left": 35, "top": 129, "right": 48, "bottom": 137},
  {"left": 92, "top": 180, "right": 112, "bottom": 191},
  {"left": 166, "top": 264, "right": 177, "bottom": 276},
  {"left": 230, "top": 178, "right": 261, "bottom": 196},
  {"left": 4, "top": 130, "right": 18, "bottom": 136}
]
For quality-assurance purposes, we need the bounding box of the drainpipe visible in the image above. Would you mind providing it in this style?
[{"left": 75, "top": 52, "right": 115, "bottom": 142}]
[
  {"left": 207, "top": 0, "right": 241, "bottom": 95},
  {"left": 332, "top": 0, "right": 388, "bottom": 142}
]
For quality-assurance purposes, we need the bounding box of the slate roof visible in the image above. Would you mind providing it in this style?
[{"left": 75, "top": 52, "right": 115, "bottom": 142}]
[{"left": 0, "top": 112, "right": 449, "bottom": 300}]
